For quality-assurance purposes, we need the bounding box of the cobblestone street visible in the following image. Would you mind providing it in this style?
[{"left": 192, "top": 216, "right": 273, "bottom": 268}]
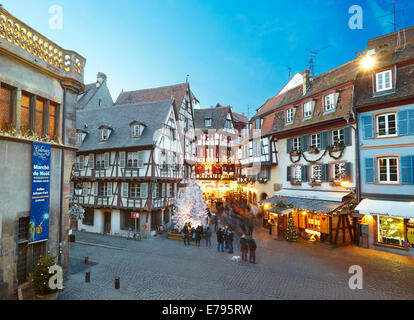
[{"left": 59, "top": 225, "right": 414, "bottom": 300}]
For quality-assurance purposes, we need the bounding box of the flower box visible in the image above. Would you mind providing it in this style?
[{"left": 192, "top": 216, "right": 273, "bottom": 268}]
[
  {"left": 290, "top": 180, "right": 302, "bottom": 186},
  {"left": 309, "top": 181, "right": 322, "bottom": 187},
  {"left": 309, "top": 147, "right": 320, "bottom": 154},
  {"left": 290, "top": 150, "right": 300, "bottom": 157},
  {"left": 330, "top": 181, "right": 342, "bottom": 187}
]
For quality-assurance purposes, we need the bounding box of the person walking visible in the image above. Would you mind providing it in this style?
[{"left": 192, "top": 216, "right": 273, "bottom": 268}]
[
  {"left": 247, "top": 236, "right": 257, "bottom": 264},
  {"left": 240, "top": 235, "right": 248, "bottom": 262},
  {"left": 182, "top": 223, "right": 190, "bottom": 246},
  {"left": 248, "top": 218, "right": 254, "bottom": 237},
  {"left": 214, "top": 214, "right": 219, "bottom": 232},
  {"left": 204, "top": 225, "right": 212, "bottom": 248},
  {"left": 216, "top": 228, "right": 224, "bottom": 252},
  {"left": 223, "top": 225, "right": 229, "bottom": 250},
  {"left": 195, "top": 225, "right": 203, "bottom": 247},
  {"left": 227, "top": 227, "right": 234, "bottom": 254}
]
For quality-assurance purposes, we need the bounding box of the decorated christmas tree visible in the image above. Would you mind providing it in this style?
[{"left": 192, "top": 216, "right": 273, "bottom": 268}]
[
  {"left": 172, "top": 180, "right": 208, "bottom": 231},
  {"left": 286, "top": 211, "right": 298, "bottom": 242},
  {"left": 31, "top": 254, "right": 58, "bottom": 296}
]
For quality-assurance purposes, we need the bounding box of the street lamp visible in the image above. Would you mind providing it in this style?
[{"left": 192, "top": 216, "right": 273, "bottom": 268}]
[{"left": 74, "top": 184, "right": 83, "bottom": 197}]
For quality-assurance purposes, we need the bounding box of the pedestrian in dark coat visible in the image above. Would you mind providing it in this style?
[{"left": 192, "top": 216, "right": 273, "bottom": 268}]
[
  {"left": 240, "top": 235, "right": 248, "bottom": 262},
  {"left": 247, "top": 237, "right": 257, "bottom": 264},
  {"left": 216, "top": 228, "right": 224, "bottom": 252},
  {"left": 223, "top": 225, "right": 229, "bottom": 250},
  {"left": 182, "top": 223, "right": 190, "bottom": 246},
  {"left": 227, "top": 228, "right": 234, "bottom": 254},
  {"left": 204, "top": 226, "right": 212, "bottom": 248},
  {"left": 195, "top": 225, "right": 203, "bottom": 247}
]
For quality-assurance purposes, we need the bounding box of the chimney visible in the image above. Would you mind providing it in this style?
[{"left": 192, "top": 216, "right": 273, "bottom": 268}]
[
  {"left": 97, "top": 72, "right": 107, "bottom": 87},
  {"left": 302, "top": 69, "right": 310, "bottom": 95}
]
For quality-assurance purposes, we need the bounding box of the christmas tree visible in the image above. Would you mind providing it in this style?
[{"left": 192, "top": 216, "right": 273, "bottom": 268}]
[
  {"left": 31, "top": 254, "right": 58, "bottom": 296},
  {"left": 172, "top": 180, "right": 208, "bottom": 231},
  {"left": 286, "top": 211, "right": 297, "bottom": 242}
]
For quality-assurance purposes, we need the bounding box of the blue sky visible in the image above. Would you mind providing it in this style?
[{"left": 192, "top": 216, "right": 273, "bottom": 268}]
[{"left": 2, "top": 0, "right": 414, "bottom": 117}]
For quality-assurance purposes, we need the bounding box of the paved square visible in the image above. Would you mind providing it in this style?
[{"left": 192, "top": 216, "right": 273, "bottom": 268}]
[{"left": 59, "top": 227, "right": 414, "bottom": 300}]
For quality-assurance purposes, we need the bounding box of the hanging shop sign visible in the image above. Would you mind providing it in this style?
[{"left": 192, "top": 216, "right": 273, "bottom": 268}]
[
  {"left": 29, "top": 142, "right": 51, "bottom": 244},
  {"left": 131, "top": 212, "right": 140, "bottom": 219}
]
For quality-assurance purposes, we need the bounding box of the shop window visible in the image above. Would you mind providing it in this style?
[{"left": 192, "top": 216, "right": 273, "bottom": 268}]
[
  {"left": 378, "top": 157, "right": 399, "bottom": 184},
  {"left": 35, "top": 99, "right": 44, "bottom": 137},
  {"left": 83, "top": 209, "right": 94, "bottom": 226},
  {"left": 376, "top": 113, "right": 397, "bottom": 137},
  {"left": 307, "top": 214, "right": 321, "bottom": 232},
  {"left": 377, "top": 216, "right": 405, "bottom": 247},
  {"left": 120, "top": 210, "right": 137, "bottom": 231},
  {"left": 20, "top": 94, "right": 31, "bottom": 134},
  {"left": 0, "top": 86, "right": 11, "bottom": 129}
]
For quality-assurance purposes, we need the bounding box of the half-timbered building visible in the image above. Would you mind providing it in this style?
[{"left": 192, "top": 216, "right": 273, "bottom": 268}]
[
  {"left": 115, "top": 83, "right": 198, "bottom": 189},
  {"left": 193, "top": 104, "right": 248, "bottom": 198},
  {"left": 70, "top": 99, "right": 183, "bottom": 237}
]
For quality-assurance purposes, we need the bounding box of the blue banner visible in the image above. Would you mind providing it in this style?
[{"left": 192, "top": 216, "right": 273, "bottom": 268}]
[{"left": 29, "top": 142, "right": 51, "bottom": 244}]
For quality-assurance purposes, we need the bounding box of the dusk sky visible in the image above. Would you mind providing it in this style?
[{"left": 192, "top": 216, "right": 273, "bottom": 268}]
[{"left": 3, "top": 0, "right": 414, "bottom": 117}]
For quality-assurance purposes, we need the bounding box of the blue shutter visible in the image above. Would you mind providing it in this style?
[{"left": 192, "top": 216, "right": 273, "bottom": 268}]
[
  {"left": 302, "top": 165, "right": 309, "bottom": 182},
  {"left": 398, "top": 110, "right": 408, "bottom": 136},
  {"left": 286, "top": 138, "right": 292, "bottom": 154},
  {"left": 344, "top": 162, "right": 352, "bottom": 182},
  {"left": 301, "top": 135, "right": 309, "bottom": 152},
  {"left": 361, "top": 115, "right": 374, "bottom": 139},
  {"left": 321, "top": 164, "right": 330, "bottom": 182},
  {"left": 344, "top": 127, "right": 352, "bottom": 146},
  {"left": 287, "top": 166, "right": 292, "bottom": 182},
  {"left": 408, "top": 110, "right": 414, "bottom": 135},
  {"left": 321, "top": 131, "right": 329, "bottom": 149},
  {"left": 365, "top": 158, "right": 375, "bottom": 184},
  {"left": 401, "top": 156, "right": 414, "bottom": 185}
]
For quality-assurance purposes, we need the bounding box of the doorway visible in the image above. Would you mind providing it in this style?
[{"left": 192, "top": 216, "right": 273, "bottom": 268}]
[{"left": 104, "top": 212, "right": 111, "bottom": 234}]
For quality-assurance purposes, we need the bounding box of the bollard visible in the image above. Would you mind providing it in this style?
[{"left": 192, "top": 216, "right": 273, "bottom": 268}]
[
  {"left": 85, "top": 272, "right": 90, "bottom": 283},
  {"left": 115, "top": 277, "right": 120, "bottom": 290},
  {"left": 85, "top": 257, "right": 89, "bottom": 265}
]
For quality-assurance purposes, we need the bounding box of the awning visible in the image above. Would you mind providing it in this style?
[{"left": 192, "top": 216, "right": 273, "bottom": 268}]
[
  {"left": 266, "top": 190, "right": 353, "bottom": 215},
  {"left": 355, "top": 199, "right": 414, "bottom": 219},
  {"left": 274, "top": 189, "right": 351, "bottom": 202}
]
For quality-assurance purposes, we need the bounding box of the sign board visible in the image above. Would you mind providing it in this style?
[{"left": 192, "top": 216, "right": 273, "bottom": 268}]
[
  {"left": 407, "top": 228, "right": 414, "bottom": 245},
  {"left": 29, "top": 142, "right": 51, "bottom": 244},
  {"left": 131, "top": 212, "right": 140, "bottom": 219}
]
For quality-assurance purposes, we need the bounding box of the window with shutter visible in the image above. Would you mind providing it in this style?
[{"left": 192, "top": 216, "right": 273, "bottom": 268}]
[
  {"left": 286, "top": 138, "right": 292, "bottom": 154},
  {"left": 286, "top": 166, "right": 292, "bottom": 182},
  {"left": 361, "top": 115, "right": 374, "bottom": 139},
  {"left": 344, "top": 127, "right": 352, "bottom": 146},
  {"left": 93, "top": 182, "right": 98, "bottom": 196},
  {"left": 140, "top": 183, "right": 148, "bottom": 199},
  {"left": 365, "top": 158, "right": 375, "bottom": 184},
  {"left": 344, "top": 162, "right": 352, "bottom": 182},
  {"left": 138, "top": 152, "right": 144, "bottom": 168},
  {"left": 401, "top": 156, "right": 414, "bottom": 185},
  {"left": 409, "top": 110, "right": 414, "bottom": 135},
  {"left": 320, "top": 131, "right": 330, "bottom": 149},
  {"left": 107, "top": 182, "right": 112, "bottom": 196},
  {"left": 321, "top": 164, "right": 330, "bottom": 182},
  {"left": 119, "top": 152, "right": 126, "bottom": 168},
  {"left": 104, "top": 153, "right": 110, "bottom": 169},
  {"left": 122, "top": 183, "right": 129, "bottom": 197},
  {"left": 89, "top": 154, "right": 94, "bottom": 169},
  {"left": 79, "top": 156, "right": 84, "bottom": 170}
]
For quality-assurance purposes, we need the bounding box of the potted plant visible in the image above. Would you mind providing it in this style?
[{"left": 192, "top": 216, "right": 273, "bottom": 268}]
[
  {"left": 329, "top": 179, "right": 341, "bottom": 187},
  {"left": 31, "top": 255, "right": 59, "bottom": 300},
  {"left": 309, "top": 179, "right": 321, "bottom": 187},
  {"left": 290, "top": 179, "right": 302, "bottom": 186},
  {"left": 331, "top": 140, "right": 345, "bottom": 153},
  {"left": 309, "top": 146, "right": 320, "bottom": 154},
  {"left": 290, "top": 149, "right": 300, "bottom": 157}
]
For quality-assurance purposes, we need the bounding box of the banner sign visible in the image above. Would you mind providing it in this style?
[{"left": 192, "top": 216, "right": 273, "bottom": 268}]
[{"left": 29, "top": 142, "right": 51, "bottom": 244}]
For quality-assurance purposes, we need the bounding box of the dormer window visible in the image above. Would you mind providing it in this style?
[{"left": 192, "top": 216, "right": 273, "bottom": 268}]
[
  {"left": 76, "top": 133, "right": 83, "bottom": 145},
  {"left": 303, "top": 102, "right": 313, "bottom": 119},
  {"left": 98, "top": 125, "right": 112, "bottom": 142},
  {"left": 100, "top": 129, "right": 109, "bottom": 141},
  {"left": 286, "top": 108, "right": 294, "bottom": 124},
  {"left": 129, "top": 121, "right": 146, "bottom": 139},
  {"left": 254, "top": 118, "right": 263, "bottom": 131},
  {"left": 205, "top": 118, "right": 212, "bottom": 127},
  {"left": 324, "top": 93, "right": 338, "bottom": 112},
  {"left": 376, "top": 70, "right": 393, "bottom": 92}
]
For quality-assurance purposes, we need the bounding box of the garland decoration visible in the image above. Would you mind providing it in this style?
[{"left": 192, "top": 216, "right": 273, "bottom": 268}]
[{"left": 289, "top": 143, "right": 345, "bottom": 164}]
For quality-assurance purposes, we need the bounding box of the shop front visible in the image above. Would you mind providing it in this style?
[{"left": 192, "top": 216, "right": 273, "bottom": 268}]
[
  {"left": 264, "top": 189, "right": 355, "bottom": 245},
  {"left": 355, "top": 199, "right": 414, "bottom": 256}
]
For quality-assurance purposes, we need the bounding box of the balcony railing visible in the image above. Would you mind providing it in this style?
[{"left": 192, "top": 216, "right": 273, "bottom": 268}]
[{"left": 0, "top": 7, "right": 85, "bottom": 81}]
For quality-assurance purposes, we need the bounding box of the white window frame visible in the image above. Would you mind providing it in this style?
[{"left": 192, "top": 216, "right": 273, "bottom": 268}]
[
  {"left": 76, "top": 133, "right": 82, "bottom": 145},
  {"left": 292, "top": 137, "right": 301, "bottom": 151},
  {"left": 324, "top": 94, "right": 335, "bottom": 112},
  {"left": 310, "top": 133, "right": 321, "bottom": 149},
  {"left": 205, "top": 119, "right": 212, "bottom": 127},
  {"left": 132, "top": 125, "right": 141, "bottom": 138},
  {"left": 378, "top": 157, "right": 399, "bottom": 184},
  {"left": 100, "top": 129, "right": 109, "bottom": 141},
  {"left": 333, "top": 163, "right": 346, "bottom": 182},
  {"left": 376, "top": 70, "right": 393, "bottom": 92},
  {"left": 286, "top": 108, "right": 294, "bottom": 123},
  {"left": 311, "top": 164, "right": 322, "bottom": 182},
  {"left": 294, "top": 165, "right": 302, "bottom": 182},
  {"left": 332, "top": 129, "right": 345, "bottom": 145},
  {"left": 376, "top": 113, "right": 397, "bottom": 137},
  {"left": 303, "top": 102, "right": 313, "bottom": 118}
]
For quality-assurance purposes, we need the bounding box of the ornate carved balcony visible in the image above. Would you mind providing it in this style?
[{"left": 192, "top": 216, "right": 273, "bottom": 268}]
[{"left": 0, "top": 7, "right": 85, "bottom": 83}]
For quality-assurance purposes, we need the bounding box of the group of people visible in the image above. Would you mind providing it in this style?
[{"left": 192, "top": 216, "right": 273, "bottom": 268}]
[{"left": 181, "top": 220, "right": 257, "bottom": 264}]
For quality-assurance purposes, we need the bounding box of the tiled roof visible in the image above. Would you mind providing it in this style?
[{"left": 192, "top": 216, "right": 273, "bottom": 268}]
[
  {"left": 194, "top": 106, "right": 232, "bottom": 130},
  {"left": 76, "top": 100, "right": 173, "bottom": 152},
  {"left": 114, "top": 83, "right": 192, "bottom": 116},
  {"left": 366, "top": 26, "right": 414, "bottom": 52},
  {"left": 77, "top": 83, "right": 98, "bottom": 109},
  {"left": 232, "top": 111, "right": 249, "bottom": 124}
]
